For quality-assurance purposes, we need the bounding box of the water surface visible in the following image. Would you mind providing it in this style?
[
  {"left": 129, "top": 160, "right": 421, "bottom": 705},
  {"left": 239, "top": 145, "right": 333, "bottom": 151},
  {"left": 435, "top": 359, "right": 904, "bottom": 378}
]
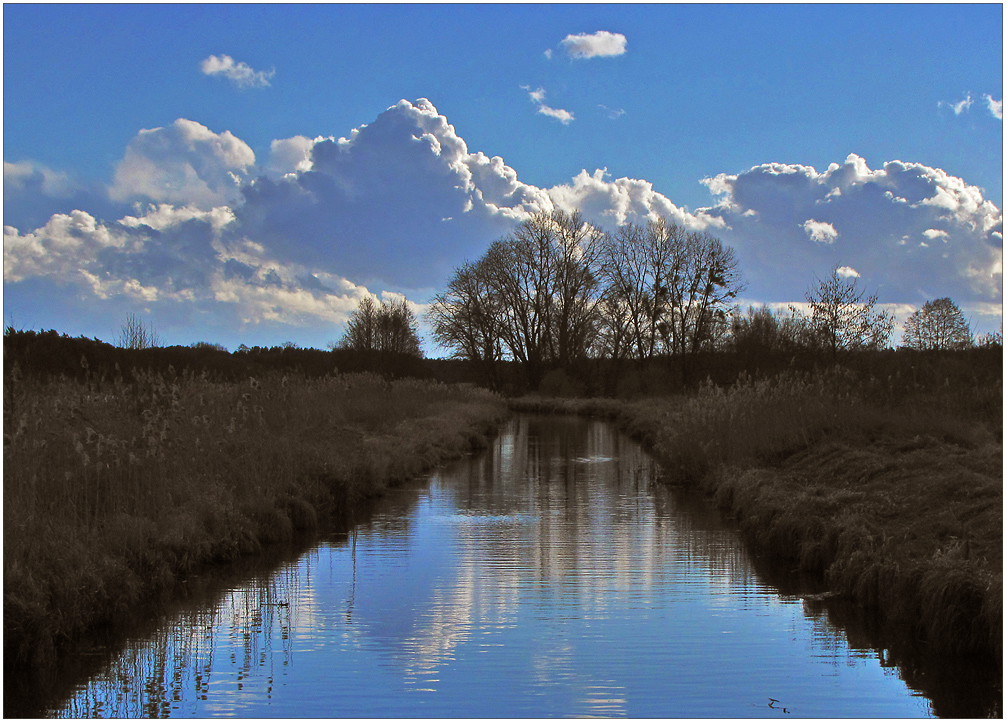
[{"left": 45, "top": 415, "right": 988, "bottom": 717}]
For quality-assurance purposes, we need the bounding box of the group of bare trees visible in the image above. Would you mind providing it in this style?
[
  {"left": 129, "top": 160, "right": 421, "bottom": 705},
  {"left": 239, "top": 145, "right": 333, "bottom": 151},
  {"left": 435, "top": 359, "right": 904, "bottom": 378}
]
[
  {"left": 426, "top": 209, "right": 997, "bottom": 389},
  {"left": 335, "top": 296, "right": 422, "bottom": 357},
  {"left": 427, "top": 211, "right": 745, "bottom": 387},
  {"left": 733, "top": 278, "right": 990, "bottom": 358}
]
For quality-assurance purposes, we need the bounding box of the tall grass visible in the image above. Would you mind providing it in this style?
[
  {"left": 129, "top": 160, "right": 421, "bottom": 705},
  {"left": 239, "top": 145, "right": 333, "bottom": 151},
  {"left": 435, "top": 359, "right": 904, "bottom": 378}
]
[{"left": 4, "top": 366, "right": 506, "bottom": 669}]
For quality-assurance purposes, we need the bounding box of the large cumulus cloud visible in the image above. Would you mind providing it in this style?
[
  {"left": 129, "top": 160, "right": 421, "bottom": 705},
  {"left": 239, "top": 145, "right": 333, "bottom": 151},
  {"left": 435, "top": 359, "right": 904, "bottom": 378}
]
[
  {"left": 700, "top": 153, "right": 1002, "bottom": 317},
  {"left": 4, "top": 100, "right": 1003, "bottom": 347},
  {"left": 3, "top": 203, "right": 374, "bottom": 339},
  {"left": 232, "top": 98, "right": 705, "bottom": 287}
]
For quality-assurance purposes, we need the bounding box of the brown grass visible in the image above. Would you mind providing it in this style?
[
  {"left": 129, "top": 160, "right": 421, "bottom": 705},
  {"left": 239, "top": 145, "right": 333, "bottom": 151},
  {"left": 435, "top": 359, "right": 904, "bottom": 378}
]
[{"left": 4, "top": 367, "right": 507, "bottom": 670}]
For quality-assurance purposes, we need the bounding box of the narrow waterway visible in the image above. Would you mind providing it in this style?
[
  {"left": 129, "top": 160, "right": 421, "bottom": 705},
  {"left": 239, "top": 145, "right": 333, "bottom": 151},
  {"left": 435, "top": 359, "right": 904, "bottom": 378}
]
[{"left": 35, "top": 415, "right": 996, "bottom": 716}]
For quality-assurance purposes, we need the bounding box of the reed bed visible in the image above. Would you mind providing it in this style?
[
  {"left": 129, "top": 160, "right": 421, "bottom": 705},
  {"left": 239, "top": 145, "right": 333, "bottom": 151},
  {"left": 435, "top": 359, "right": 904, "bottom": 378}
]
[
  {"left": 511, "top": 367, "right": 1002, "bottom": 659},
  {"left": 4, "top": 365, "right": 506, "bottom": 669}
]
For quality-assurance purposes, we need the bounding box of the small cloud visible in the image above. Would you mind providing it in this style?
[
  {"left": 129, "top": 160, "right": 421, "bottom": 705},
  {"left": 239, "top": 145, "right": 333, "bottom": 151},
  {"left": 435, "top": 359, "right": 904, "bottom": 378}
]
[
  {"left": 521, "top": 86, "right": 574, "bottom": 125},
  {"left": 836, "top": 266, "right": 860, "bottom": 278},
  {"left": 559, "top": 31, "right": 627, "bottom": 59},
  {"left": 537, "top": 105, "right": 575, "bottom": 125},
  {"left": 201, "top": 54, "right": 274, "bottom": 89},
  {"left": 940, "top": 92, "right": 974, "bottom": 115},
  {"left": 923, "top": 228, "right": 949, "bottom": 242},
  {"left": 599, "top": 104, "right": 626, "bottom": 119},
  {"left": 983, "top": 94, "right": 1003, "bottom": 120},
  {"left": 802, "top": 219, "right": 838, "bottom": 244},
  {"left": 543, "top": 48, "right": 553, "bottom": 60},
  {"left": 521, "top": 85, "right": 547, "bottom": 104}
]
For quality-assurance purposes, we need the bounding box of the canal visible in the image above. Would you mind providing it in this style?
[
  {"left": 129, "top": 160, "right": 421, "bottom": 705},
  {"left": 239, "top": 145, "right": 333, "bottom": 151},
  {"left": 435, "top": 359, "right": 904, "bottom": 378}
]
[{"left": 28, "top": 415, "right": 999, "bottom": 716}]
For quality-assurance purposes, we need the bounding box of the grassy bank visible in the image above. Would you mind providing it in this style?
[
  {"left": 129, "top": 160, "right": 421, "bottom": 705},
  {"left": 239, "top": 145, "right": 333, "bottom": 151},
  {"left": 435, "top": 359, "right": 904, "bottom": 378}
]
[
  {"left": 511, "top": 367, "right": 1002, "bottom": 660},
  {"left": 4, "top": 366, "right": 507, "bottom": 670}
]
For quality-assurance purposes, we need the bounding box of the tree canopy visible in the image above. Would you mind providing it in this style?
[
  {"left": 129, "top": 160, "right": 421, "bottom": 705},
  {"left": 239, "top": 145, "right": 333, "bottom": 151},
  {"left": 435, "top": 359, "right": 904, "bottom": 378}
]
[{"left": 901, "top": 297, "right": 972, "bottom": 350}]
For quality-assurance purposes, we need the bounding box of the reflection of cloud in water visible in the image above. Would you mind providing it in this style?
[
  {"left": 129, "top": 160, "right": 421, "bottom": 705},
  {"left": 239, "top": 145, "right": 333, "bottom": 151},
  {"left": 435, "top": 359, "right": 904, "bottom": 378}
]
[
  {"left": 47, "top": 414, "right": 962, "bottom": 717},
  {"left": 337, "top": 415, "right": 773, "bottom": 699}
]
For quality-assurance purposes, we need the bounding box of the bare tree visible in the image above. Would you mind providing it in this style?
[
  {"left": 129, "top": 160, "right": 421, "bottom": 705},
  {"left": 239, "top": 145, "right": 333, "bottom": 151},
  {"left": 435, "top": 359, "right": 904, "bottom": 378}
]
[
  {"left": 598, "top": 219, "right": 743, "bottom": 361},
  {"left": 427, "top": 259, "right": 505, "bottom": 386},
  {"left": 483, "top": 210, "right": 603, "bottom": 384},
  {"left": 116, "top": 313, "right": 161, "bottom": 349},
  {"left": 378, "top": 297, "right": 423, "bottom": 357},
  {"left": 598, "top": 220, "right": 669, "bottom": 361},
  {"left": 339, "top": 296, "right": 380, "bottom": 352},
  {"left": 538, "top": 210, "right": 605, "bottom": 367},
  {"left": 338, "top": 296, "right": 421, "bottom": 357},
  {"left": 900, "top": 297, "right": 972, "bottom": 350},
  {"left": 802, "top": 268, "right": 894, "bottom": 358},
  {"left": 660, "top": 227, "right": 743, "bottom": 356}
]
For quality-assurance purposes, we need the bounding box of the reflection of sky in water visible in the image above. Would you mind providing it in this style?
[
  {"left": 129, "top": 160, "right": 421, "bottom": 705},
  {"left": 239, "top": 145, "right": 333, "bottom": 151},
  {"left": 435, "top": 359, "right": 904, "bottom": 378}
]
[{"left": 54, "top": 415, "right": 934, "bottom": 718}]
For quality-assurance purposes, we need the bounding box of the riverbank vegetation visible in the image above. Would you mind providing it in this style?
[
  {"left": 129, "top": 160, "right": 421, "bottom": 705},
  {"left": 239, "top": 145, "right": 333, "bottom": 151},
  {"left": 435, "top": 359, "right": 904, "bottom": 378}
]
[
  {"left": 4, "top": 359, "right": 506, "bottom": 670},
  {"left": 510, "top": 352, "right": 1002, "bottom": 660}
]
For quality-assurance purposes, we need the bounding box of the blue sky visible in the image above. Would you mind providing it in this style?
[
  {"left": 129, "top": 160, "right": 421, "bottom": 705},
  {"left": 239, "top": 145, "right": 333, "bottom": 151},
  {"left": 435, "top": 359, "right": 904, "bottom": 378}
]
[{"left": 4, "top": 4, "right": 1003, "bottom": 351}]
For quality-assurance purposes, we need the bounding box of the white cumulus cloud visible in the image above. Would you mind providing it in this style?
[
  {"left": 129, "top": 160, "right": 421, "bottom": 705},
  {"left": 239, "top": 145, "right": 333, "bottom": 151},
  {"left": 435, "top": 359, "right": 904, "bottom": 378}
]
[
  {"left": 700, "top": 152, "right": 1002, "bottom": 307},
  {"left": 5, "top": 102, "right": 1002, "bottom": 344},
  {"left": 836, "top": 265, "right": 860, "bottom": 278},
  {"left": 549, "top": 168, "right": 722, "bottom": 231},
  {"left": 201, "top": 54, "right": 274, "bottom": 89},
  {"left": 559, "top": 31, "right": 627, "bottom": 59},
  {"left": 110, "top": 119, "right": 256, "bottom": 209},
  {"left": 802, "top": 219, "right": 839, "bottom": 244}
]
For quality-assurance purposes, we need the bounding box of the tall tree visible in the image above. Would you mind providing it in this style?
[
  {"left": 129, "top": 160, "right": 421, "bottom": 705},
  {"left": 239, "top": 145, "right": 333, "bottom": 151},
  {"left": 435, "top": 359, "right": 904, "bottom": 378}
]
[
  {"left": 598, "top": 221, "right": 668, "bottom": 361},
  {"left": 428, "top": 210, "right": 603, "bottom": 387},
  {"left": 427, "top": 259, "right": 505, "bottom": 387},
  {"left": 598, "top": 219, "right": 743, "bottom": 361},
  {"left": 900, "top": 297, "right": 972, "bottom": 350},
  {"left": 339, "top": 296, "right": 380, "bottom": 352},
  {"left": 661, "top": 228, "right": 743, "bottom": 356},
  {"left": 803, "top": 268, "right": 894, "bottom": 358}
]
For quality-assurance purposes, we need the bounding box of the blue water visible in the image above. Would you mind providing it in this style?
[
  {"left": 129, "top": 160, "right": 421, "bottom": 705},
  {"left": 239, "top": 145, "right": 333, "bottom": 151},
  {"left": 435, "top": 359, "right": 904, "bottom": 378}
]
[{"left": 53, "top": 415, "right": 937, "bottom": 717}]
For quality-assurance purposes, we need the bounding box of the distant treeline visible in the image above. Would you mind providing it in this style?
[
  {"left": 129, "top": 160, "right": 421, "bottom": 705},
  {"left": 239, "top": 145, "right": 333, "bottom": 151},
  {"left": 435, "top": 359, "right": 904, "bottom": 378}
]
[
  {"left": 2, "top": 329, "right": 478, "bottom": 386},
  {"left": 4, "top": 327, "right": 1001, "bottom": 411}
]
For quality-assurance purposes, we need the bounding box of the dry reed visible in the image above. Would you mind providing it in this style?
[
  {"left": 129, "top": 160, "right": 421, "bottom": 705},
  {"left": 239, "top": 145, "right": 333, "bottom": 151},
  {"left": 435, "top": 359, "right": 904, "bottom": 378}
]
[{"left": 4, "top": 366, "right": 506, "bottom": 670}]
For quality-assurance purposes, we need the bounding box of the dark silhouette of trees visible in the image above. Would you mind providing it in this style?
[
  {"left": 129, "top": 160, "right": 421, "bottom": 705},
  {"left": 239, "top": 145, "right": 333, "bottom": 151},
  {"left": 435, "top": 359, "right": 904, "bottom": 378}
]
[
  {"left": 428, "top": 210, "right": 604, "bottom": 388},
  {"left": 427, "top": 259, "right": 506, "bottom": 389},
  {"left": 798, "top": 268, "right": 894, "bottom": 359},
  {"left": 337, "top": 296, "right": 422, "bottom": 357},
  {"left": 657, "top": 223, "right": 742, "bottom": 357},
  {"left": 901, "top": 297, "right": 972, "bottom": 350},
  {"left": 595, "top": 218, "right": 743, "bottom": 363},
  {"left": 429, "top": 211, "right": 744, "bottom": 389}
]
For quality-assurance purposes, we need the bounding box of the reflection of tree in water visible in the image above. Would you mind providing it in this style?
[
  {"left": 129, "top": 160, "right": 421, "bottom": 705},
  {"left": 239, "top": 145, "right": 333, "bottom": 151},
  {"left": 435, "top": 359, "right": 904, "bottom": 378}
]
[
  {"left": 54, "top": 566, "right": 300, "bottom": 718},
  {"left": 466, "top": 414, "right": 760, "bottom": 601}
]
